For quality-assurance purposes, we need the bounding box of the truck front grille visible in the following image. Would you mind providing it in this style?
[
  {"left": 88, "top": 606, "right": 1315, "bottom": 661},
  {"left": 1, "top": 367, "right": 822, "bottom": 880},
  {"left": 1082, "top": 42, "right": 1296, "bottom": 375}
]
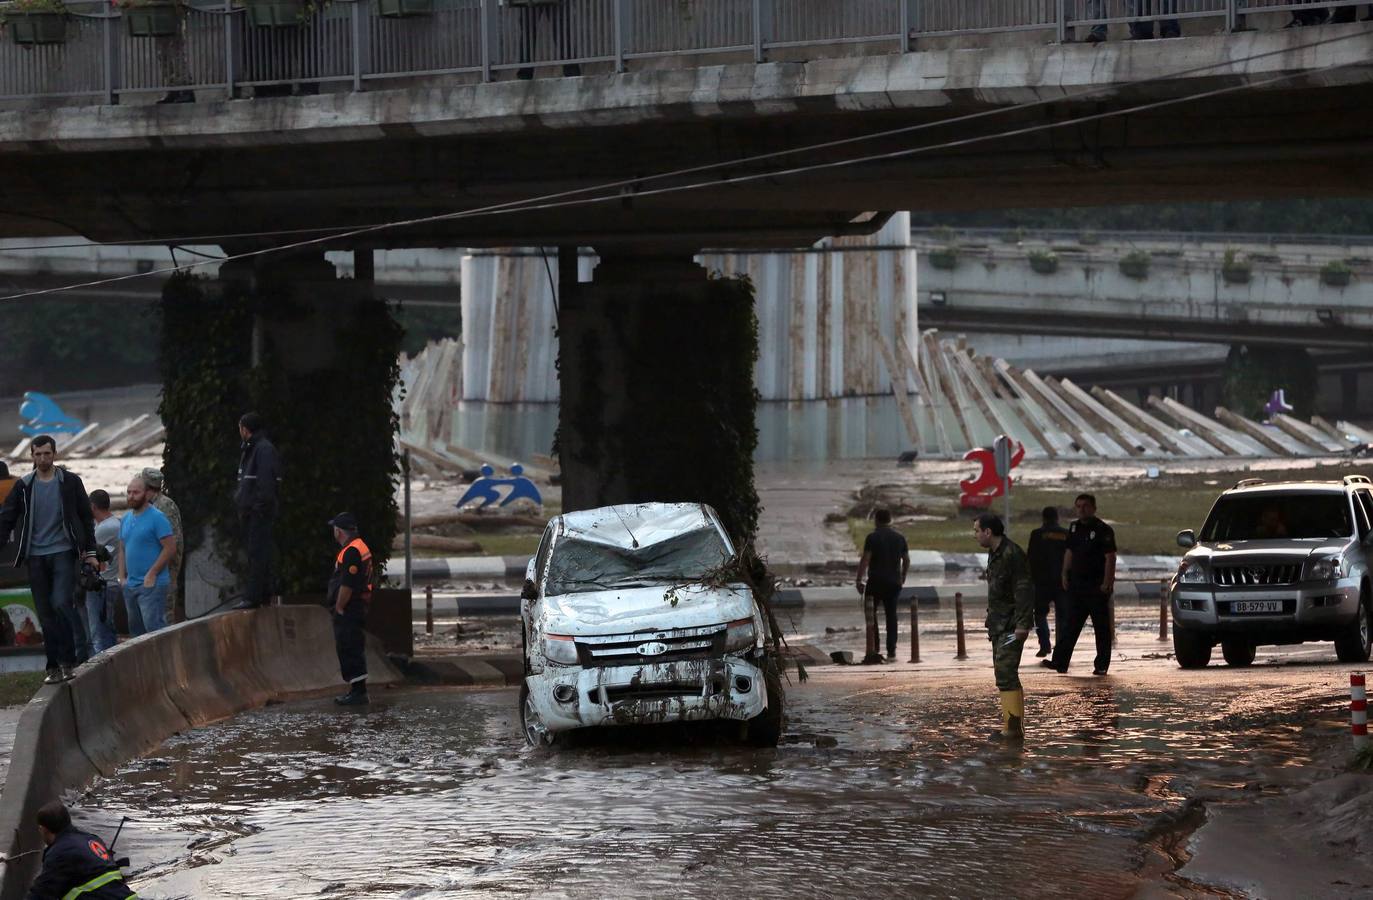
[
  {"left": 575, "top": 625, "right": 726, "bottom": 667},
  {"left": 1213, "top": 563, "right": 1300, "bottom": 586}
]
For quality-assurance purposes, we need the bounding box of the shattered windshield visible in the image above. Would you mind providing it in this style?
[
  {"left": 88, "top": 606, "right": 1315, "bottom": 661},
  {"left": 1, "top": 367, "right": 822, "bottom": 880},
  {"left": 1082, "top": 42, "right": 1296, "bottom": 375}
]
[
  {"left": 1200, "top": 493, "right": 1353, "bottom": 541},
  {"left": 546, "top": 527, "right": 731, "bottom": 595}
]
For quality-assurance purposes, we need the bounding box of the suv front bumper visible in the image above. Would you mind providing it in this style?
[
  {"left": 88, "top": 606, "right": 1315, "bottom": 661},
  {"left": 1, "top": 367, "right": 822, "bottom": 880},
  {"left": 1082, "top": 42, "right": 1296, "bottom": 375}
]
[
  {"left": 526, "top": 656, "right": 768, "bottom": 734},
  {"left": 1171, "top": 578, "right": 1360, "bottom": 639}
]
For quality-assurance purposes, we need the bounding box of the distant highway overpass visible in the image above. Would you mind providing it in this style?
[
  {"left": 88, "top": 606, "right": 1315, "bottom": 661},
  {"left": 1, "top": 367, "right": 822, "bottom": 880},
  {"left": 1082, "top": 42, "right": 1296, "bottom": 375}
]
[{"left": 916, "top": 231, "right": 1373, "bottom": 352}]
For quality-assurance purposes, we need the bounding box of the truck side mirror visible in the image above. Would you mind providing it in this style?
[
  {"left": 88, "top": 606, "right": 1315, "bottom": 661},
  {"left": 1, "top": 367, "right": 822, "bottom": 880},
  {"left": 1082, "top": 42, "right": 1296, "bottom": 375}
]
[
  {"left": 1176, "top": 530, "right": 1196, "bottom": 549},
  {"left": 520, "top": 579, "right": 539, "bottom": 601}
]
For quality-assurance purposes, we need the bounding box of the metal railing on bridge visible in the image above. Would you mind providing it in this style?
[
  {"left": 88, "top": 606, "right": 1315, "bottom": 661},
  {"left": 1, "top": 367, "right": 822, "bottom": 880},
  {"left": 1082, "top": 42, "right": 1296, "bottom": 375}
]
[{"left": 0, "top": 0, "right": 1365, "bottom": 104}]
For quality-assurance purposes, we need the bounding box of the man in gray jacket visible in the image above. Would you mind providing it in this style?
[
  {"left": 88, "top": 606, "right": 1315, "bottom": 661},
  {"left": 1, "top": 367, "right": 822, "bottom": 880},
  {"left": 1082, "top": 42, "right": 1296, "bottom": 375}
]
[{"left": 0, "top": 435, "right": 98, "bottom": 682}]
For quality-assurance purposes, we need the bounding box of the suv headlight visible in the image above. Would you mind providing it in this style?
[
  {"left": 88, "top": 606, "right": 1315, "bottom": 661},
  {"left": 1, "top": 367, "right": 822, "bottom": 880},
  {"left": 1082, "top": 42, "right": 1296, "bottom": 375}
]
[
  {"left": 1177, "top": 560, "right": 1208, "bottom": 584},
  {"left": 1304, "top": 557, "right": 1342, "bottom": 583},
  {"left": 543, "top": 634, "right": 578, "bottom": 665},
  {"left": 724, "top": 617, "right": 757, "bottom": 652}
]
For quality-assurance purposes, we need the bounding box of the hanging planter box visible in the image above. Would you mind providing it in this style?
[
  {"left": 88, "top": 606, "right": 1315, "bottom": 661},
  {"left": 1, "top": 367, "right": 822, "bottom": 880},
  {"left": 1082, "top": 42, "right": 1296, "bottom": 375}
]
[
  {"left": 124, "top": 2, "right": 179, "bottom": 36},
  {"left": 1119, "top": 252, "right": 1151, "bottom": 280},
  {"left": 928, "top": 248, "right": 958, "bottom": 271},
  {"left": 245, "top": 0, "right": 304, "bottom": 26},
  {"left": 1221, "top": 264, "right": 1251, "bottom": 285},
  {"left": 1027, "top": 252, "right": 1058, "bottom": 275},
  {"left": 377, "top": 0, "right": 431, "bottom": 17},
  {"left": 8, "top": 11, "right": 66, "bottom": 44}
]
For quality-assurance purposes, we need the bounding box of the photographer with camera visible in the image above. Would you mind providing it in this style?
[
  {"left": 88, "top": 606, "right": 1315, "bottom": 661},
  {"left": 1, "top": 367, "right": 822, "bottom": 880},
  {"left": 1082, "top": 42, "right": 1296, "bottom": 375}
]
[{"left": 82, "top": 490, "right": 122, "bottom": 655}]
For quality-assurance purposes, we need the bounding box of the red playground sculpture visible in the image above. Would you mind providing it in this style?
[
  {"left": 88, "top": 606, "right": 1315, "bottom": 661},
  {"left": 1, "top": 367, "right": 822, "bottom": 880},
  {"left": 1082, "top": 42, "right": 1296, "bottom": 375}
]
[{"left": 959, "top": 440, "right": 1025, "bottom": 509}]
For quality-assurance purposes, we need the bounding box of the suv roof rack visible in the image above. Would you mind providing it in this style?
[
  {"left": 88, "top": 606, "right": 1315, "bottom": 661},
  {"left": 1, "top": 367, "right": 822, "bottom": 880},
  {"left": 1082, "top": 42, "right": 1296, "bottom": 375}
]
[
  {"left": 1233, "top": 478, "right": 1266, "bottom": 489},
  {"left": 1344, "top": 475, "right": 1373, "bottom": 486}
]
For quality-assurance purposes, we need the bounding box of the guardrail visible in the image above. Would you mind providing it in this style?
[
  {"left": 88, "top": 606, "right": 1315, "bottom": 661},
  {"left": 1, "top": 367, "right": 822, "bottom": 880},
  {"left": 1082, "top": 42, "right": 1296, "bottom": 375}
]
[{"left": 0, "top": 0, "right": 1365, "bottom": 104}]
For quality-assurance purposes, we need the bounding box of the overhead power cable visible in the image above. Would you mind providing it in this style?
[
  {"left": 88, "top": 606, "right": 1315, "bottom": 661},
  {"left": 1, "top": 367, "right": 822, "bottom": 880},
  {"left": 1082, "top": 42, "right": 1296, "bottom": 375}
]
[
  {"left": 0, "top": 26, "right": 1368, "bottom": 254},
  {"left": 0, "top": 28, "right": 1370, "bottom": 302}
]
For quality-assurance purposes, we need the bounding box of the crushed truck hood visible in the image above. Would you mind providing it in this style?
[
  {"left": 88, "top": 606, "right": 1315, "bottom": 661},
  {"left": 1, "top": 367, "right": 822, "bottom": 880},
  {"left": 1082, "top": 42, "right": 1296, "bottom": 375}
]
[{"left": 540, "top": 584, "right": 754, "bottom": 636}]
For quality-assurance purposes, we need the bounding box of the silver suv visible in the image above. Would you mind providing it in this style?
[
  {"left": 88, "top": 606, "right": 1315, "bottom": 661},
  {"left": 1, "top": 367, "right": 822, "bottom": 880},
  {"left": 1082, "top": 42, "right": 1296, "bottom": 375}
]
[{"left": 1170, "top": 476, "right": 1373, "bottom": 668}]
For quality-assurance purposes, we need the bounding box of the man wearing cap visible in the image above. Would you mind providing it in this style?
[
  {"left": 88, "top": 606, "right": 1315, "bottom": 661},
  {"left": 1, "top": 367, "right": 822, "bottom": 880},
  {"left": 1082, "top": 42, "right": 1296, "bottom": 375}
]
[
  {"left": 142, "top": 469, "right": 183, "bottom": 624},
  {"left": 327, "top": 513, "right": 373, "bottom": 706}
]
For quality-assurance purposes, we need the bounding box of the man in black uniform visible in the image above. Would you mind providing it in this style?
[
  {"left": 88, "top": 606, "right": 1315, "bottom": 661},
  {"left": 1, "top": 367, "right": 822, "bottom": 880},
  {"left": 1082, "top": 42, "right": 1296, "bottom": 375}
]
[
  {"left": 25, "top": 800, "right": 133, "bottom": 900},
  {"left": 1046, "top": 494, "right": 1117, "bottom": 676},
  {"left": 234, "top": 412, "right": 282, "bottom": 611},
  {"left": 855, "top": 508, "right": 910, "bottom": 664},
  {"left": 1026, "top": 506, "right": 1069, "bottom": 659},
  {"left": 327, "top": 512, "right": 373, "bottom": 706}
]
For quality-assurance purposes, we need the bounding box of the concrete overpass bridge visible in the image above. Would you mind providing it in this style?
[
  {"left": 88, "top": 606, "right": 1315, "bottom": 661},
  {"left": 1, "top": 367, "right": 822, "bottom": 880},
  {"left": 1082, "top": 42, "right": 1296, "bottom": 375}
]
[
  {"left": 916, "top": 229, "right": 1373, "bottom": 352},
  {"left": 0, "top": 9, "right": 1372, "bottom": 247}
]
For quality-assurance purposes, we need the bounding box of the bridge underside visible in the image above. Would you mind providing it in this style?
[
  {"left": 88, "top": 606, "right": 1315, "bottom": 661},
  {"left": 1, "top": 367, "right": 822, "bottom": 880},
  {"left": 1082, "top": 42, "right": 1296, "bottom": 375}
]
[{"left": 4, "top": 31, "right": 1373, "bottom": 248}]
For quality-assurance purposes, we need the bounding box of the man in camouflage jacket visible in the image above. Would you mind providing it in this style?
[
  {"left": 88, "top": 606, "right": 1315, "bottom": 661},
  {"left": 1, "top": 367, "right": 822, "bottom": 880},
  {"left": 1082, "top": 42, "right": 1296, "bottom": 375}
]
[{"left": 975, "top": 513, "right": 1034, "bottom": 738}]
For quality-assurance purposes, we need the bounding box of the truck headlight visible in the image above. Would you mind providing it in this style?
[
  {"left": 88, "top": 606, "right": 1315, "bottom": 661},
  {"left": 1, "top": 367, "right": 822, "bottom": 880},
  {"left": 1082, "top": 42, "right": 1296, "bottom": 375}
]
[
  {"left": 543, "top": 634, "right": 578, "bottom": 665},
  {"left": 1304, "top": 557, "right": 1341, "bottom": 583},
  {"left": 1177, "top": 560, "right": 1207, "bottom": 584},
  {"left": 724, "top": 617, "right": 757, "bottom": 652}
]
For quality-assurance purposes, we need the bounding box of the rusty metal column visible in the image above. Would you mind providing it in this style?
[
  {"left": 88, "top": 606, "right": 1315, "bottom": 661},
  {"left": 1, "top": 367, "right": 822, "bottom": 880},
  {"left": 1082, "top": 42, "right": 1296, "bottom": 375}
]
[
  {"left": 909, "top": 596, "right": 920, "bottom": 663},
  {"left": 954, "top": 591, "right": 968, "bottom": 660},
  {"left": 557, "top": 246, "right": 577, "bottom": 313},
  {"left": 102, "top": 0, "right": 117, "bottom": 104},
  {"left": 224, "top": 0, "right": 237, "bottom": 97}
]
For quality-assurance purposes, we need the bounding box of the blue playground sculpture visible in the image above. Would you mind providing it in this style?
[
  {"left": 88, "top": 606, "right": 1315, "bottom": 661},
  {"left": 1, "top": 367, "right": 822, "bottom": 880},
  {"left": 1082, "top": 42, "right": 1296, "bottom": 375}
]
[
  {"left": 18, "top": 392, "right": 84, "bottom": 436},
  {"left": 455, "top": 464, "right": 543, "bottom": 511}
]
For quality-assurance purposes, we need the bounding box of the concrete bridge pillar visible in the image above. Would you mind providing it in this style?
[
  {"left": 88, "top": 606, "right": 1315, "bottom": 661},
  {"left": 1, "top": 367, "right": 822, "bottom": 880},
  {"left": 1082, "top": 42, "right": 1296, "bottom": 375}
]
[{"left": 556, "top": 249, "right": 760, "bottom": 544}]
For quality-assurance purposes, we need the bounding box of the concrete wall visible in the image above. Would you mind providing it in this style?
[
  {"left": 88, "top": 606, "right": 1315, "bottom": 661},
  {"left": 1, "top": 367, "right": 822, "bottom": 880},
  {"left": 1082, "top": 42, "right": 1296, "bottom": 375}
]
[{"left": 0, "top": 607, "right": 400, "bottom": 900}]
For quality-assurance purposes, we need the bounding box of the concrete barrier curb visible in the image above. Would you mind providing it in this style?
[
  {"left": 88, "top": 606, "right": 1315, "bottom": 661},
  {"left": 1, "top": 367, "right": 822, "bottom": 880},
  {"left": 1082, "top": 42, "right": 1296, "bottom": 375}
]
[{"left": 0, "top": 606, "right": 399, "bottom": 900}]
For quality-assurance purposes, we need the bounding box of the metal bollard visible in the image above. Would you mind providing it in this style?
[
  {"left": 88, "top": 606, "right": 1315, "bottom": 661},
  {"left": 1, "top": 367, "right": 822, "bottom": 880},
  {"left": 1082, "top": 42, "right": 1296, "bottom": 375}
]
[
  {"left": 1159, "top": 578, "right": 1169, "bottom": 641},
  {"left": 954, "top": 591, "right": 968, "bottom": 660},
  {"left": 425, "top": 584, "right": 434, "bottom": 635},
  {"left": 909, "top": 598, "right": 921, "bottom": 664},
  {"left": 1353, "top": 674, "right": 1369, "bottom": 749}
]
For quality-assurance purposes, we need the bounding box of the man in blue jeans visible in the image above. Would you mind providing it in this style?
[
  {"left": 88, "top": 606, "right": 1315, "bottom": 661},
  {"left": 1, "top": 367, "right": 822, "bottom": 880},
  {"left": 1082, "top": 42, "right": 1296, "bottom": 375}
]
[
  {"left": 85, "top": 489, "right": 122, "bottom": 654},
  {"left": 0, "top": 435, "right": 99, "bottom": 684},
  {"left": 118, "top": 474, "right": 176, "bottom": 636}
]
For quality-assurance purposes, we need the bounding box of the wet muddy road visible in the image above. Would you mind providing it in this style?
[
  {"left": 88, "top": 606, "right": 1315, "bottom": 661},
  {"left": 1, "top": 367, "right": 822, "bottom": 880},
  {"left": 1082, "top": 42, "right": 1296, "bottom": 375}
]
[{"left": 69, "top": 640, "right": 1352, "bottom": 900}]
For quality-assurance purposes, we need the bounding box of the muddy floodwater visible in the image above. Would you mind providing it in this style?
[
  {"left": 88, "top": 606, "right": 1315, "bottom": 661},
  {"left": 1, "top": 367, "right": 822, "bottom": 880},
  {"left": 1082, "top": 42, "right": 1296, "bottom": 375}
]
[{"left": 68, "top": 660, "right": 1341, "bottom": 900}]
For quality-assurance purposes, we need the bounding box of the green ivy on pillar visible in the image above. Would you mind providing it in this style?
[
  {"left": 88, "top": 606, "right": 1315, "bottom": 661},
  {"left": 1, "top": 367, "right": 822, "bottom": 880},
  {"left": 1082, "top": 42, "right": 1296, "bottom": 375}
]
[{"left": 158, "top": 270, "right": 403, "bottom": 597}]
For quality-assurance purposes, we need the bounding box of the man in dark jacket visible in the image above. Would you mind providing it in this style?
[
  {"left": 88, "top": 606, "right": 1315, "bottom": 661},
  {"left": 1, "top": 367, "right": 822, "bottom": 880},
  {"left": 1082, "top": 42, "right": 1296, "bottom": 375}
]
[
  {"left": 25, "top": 800, "right": 133, "bottom": 900},
  {"left": 0, "top": 435, "right": 98, "bottom": 683},
  {"left": 234, "top": 412, "right": 282, "bottom": 610},
  {"left": 1026, "top": 506, "right": 1069, "bottom": 659}
]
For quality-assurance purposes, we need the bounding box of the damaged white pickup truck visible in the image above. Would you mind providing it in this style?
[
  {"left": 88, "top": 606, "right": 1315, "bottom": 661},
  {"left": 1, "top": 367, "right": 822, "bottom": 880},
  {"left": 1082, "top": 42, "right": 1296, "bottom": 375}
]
[{"left": 519, "top": 502, "right": 784, "bottom": 747}]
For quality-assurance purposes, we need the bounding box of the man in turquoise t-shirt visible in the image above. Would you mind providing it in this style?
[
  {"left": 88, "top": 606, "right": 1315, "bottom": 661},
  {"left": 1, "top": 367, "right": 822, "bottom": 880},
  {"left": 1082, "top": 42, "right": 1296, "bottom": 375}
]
[{"left": 118, "top": 475, "right": 176, "bottom": 636}]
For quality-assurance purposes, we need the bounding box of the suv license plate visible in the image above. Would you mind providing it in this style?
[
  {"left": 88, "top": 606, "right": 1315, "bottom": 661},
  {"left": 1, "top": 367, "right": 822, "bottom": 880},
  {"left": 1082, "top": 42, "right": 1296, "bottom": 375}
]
[{"left": 1231, "top": 600, "right": 1283, "bottom": 614}]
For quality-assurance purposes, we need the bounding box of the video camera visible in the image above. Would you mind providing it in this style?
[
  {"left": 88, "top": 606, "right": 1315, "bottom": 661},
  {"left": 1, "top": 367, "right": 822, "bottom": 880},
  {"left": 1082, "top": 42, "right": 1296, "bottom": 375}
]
[{"left": 78, "top": 546, "right": 113, "bottom": 593}]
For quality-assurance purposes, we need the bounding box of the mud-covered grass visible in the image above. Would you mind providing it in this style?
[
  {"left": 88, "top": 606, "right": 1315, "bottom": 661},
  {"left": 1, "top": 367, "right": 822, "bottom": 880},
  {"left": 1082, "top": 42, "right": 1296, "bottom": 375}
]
[
  {"left": 0, "top": 671, "right": 45, "bottom": 707},
  {"left": 848, "top": 462, "right": 1372, "bottom": 556}
]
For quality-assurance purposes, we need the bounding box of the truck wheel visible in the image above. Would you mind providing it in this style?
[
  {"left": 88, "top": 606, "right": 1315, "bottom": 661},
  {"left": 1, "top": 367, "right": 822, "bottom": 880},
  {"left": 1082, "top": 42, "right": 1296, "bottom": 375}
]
[
  {"left": 743, "top": 660, "right": 785, "bottom": 748},
  {"left": 1335, "top": 594, "right": 1372, "bottom": 663},
  {"left": 1173, "top": 626, "right": 1212, "bottom": 669},
  {"left": 519, "top": 682, "right": 557, "bottom": 748},
  {"left": 1221, "top": 639, "right": 1256, "bottom": 667}
]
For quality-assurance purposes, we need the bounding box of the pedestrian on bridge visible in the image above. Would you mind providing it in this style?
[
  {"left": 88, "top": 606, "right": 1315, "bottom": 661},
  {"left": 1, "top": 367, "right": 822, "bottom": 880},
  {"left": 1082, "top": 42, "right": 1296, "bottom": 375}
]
[
  {"left": 974, "top": 513, "right": 1033, "bottom": 739},
  {"left": 327, "top": 512, "right": 374, "bottom": 706},
  {"left": 855, "top": 508, "right": 909, "bottom": 664},
  {"left": 1046, "top": 494, "right": 1117, "bottom": 676}
]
